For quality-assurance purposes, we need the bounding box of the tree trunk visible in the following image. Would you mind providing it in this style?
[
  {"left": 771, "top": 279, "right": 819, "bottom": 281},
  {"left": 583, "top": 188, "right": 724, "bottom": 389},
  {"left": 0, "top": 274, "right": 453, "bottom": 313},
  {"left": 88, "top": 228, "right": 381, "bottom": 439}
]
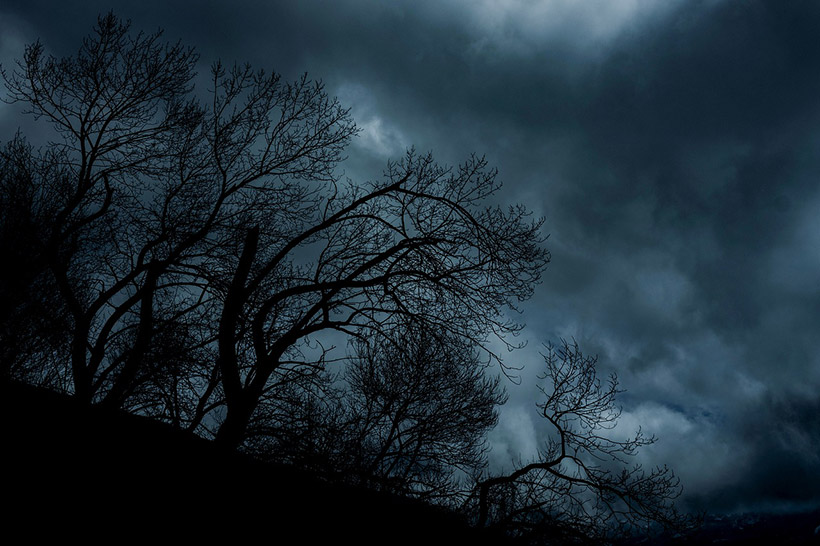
[
  {"left": 213, "top": 226, "right": 260, "bottom": 451},
  {"left": 101, "top": 266, "right": 160, "bottom": 409},
  {"left": 214, "top": 393, "right": 255, "bottom": 450}
]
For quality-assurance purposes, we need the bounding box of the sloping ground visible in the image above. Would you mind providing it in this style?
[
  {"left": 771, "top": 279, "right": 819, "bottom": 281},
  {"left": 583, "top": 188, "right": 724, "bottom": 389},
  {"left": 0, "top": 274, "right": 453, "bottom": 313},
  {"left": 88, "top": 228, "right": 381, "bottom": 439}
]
[{"left": 1, "top": 381, "right": 509, "bottom": 544}]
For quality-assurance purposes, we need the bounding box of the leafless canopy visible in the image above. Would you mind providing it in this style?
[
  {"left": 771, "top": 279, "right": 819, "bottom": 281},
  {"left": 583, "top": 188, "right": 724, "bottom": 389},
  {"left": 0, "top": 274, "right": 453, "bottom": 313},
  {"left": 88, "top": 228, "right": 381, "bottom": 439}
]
[
  {"left": 245, "top": 322, "right": 508, "bottom": 502},
  {"left": 1, "top": 13, "right": 548, "bottom": 448},
  {"left": 474, "top": 340, "right": 689, "bottom": 542},
  {"left": 0, "top": 14, "right": 690, "bottom": 543}
]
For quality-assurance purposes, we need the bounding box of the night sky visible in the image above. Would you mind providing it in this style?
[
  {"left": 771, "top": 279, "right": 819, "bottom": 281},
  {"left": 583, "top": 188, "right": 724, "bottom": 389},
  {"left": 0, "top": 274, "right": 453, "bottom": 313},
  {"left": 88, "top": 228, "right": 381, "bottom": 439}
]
[{"left": 2, "top": 0, "right": 819, "bottom": 515}]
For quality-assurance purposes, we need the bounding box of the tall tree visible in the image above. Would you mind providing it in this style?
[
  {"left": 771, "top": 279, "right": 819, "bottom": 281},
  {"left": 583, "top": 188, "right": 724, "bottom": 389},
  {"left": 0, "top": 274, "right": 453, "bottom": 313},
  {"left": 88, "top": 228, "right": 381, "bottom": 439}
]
[
  {"left": 210, "top": 150, "right": 548, "bottom": 448},
  {"left": 2, "top": 13, "right": 356, "bottom": 412},
  {"left": 2, "top": 14, "right": 547, "bottom": 447}
]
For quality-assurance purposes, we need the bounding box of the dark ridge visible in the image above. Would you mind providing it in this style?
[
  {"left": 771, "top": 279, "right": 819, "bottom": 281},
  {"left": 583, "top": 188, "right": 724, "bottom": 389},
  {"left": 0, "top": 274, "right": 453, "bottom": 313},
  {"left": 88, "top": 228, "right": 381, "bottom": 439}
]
[{"left": 1, "top": 380, "right": 510, "bottom": 544}]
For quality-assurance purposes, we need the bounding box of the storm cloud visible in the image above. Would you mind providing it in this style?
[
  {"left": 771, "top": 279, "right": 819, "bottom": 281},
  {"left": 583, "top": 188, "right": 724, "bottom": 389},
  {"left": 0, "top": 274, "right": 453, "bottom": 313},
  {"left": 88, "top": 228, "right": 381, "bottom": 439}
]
[{"left": 2, "top": 0, "right": 819, "bottom": 513}]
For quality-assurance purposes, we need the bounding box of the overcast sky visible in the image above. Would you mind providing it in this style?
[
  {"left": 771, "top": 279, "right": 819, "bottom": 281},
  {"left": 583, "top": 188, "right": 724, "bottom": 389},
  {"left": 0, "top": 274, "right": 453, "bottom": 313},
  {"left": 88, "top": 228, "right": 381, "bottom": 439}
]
[{"left": 2, "top": 0, "right": 819, "bottom": 514}]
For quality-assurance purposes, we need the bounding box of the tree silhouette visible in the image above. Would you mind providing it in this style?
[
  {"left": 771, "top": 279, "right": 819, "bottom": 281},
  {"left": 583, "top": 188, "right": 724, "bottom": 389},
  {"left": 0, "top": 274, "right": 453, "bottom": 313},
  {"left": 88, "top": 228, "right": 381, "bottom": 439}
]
[
  {"left": 473, "top": 340, "right": 689, "bottom": 542},
  {"left": 2, "top": 13, "right": 357, "bottom": 411},
  {"left": 0, "top": 136, "right": 70, "bottom": 384},
  {"left": 247, "top": 321, "right": 507, "bottom": 503},
  {"left": 0, "top": 13, "right": 690, "bottom": 544},
  {"left": 3, "top": 13, "right": 202, "bottom": 402},
  {"left": 343, "top": 325, "right": 507, "bottom": 501},
  {"left": 2, "top": 13, "right": 547, "bottom": 443},
  {"left": 210, "top": 149, "right": 548, "bottom": 448}
]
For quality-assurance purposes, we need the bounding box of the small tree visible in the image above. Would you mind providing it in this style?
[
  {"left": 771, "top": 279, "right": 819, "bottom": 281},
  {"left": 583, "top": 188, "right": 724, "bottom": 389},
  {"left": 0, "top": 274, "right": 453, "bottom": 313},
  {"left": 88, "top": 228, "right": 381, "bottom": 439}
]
[
  {"left": 474, "top": 340, "right": 689, "bottom": 543},
  {"left": 341, "top": 326, "right": 507, "bottom": 501},
  {"left": 245, "top": 322, "right": 507, "bottom": 503}
]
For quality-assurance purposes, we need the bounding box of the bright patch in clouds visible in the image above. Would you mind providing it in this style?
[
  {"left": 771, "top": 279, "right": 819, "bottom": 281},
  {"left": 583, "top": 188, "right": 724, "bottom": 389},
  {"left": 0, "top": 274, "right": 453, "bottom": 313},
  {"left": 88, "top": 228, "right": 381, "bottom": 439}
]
[
  {"left": 488, "top": 404, "right": 540, "bottom": 471},
  {"left": 336, "top": 82, "right": 408, "bottom": 158},
  {"left": 617, "top": 402, "right": 749, "bottom": 500},
  {"left": 430, "top": 0, "right": 685, "bottom": 55}
]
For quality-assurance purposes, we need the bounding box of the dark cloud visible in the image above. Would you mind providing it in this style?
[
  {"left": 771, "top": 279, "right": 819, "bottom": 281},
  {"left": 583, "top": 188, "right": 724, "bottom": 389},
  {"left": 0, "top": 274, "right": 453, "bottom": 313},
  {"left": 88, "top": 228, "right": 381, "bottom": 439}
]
[{"left": 2, "top": 0, "right": 819, "bottom": 513}]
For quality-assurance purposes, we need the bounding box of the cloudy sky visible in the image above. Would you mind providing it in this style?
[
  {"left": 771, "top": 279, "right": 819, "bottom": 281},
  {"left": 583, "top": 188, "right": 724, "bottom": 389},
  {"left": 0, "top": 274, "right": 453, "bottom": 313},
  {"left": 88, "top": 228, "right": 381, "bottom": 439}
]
[{"left": 2, "top": 0, "right": 820, "bottom": 514}]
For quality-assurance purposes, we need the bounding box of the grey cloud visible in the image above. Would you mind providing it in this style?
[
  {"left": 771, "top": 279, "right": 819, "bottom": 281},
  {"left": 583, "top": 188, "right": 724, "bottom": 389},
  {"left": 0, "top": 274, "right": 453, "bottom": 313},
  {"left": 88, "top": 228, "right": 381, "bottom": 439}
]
[{"left": 2, "top": 0, "right": 819, "bottom": 514}]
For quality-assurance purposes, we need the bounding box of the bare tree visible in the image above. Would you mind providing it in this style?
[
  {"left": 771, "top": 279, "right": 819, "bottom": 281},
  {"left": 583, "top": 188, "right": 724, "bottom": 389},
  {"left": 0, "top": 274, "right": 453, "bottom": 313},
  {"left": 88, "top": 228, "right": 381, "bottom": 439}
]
[
  {"left": 343, "top": 325, "right": 508, "bottom": 502},
  {"left": 0, "top": 15, "right": 692, "bottom": 543},
  {"left": 211, "top": 150, "right": 548, "bottom": 448},
  {"left": 0, "top": 135, "right": 71, "bottom": 386},
  {"left": 2, "top": 13, "right": 200, "bottom": 402},
  {"left": 2, "top": 15, "right": 547, "bottom": 449},
  {"left": 473, "top": 340, "right": 689, "bottom": 543},
  {"left": 2, "top": 13, "right": 356, "bottom": 415},
  {"left": 247, "top": 322, "right": 507, "bottom": 503}
]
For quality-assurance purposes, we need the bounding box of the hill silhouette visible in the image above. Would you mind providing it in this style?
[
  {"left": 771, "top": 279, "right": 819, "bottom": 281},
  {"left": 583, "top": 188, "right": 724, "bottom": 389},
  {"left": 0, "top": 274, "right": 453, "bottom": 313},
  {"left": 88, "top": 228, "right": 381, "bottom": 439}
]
[{"left": 1, "top": 380, "right": 510, "bottom": 544}]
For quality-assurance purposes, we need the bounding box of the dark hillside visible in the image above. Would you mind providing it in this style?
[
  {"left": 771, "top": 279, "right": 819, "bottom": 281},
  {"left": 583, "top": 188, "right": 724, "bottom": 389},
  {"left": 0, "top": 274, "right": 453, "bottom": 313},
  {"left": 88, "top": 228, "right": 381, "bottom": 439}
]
[{"left": 1, "top": 381, "right": 508, "bottom": 544}]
